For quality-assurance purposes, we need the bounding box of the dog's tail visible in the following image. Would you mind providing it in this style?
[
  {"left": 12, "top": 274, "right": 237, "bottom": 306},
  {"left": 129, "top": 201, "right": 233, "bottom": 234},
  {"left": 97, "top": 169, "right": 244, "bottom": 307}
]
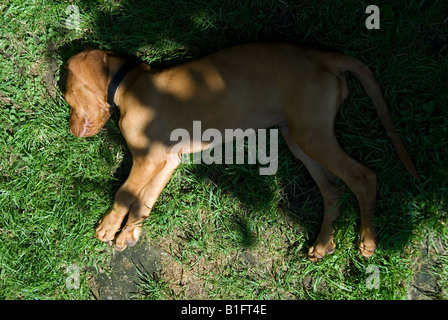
[{"left": 332, "top": 53, "right": 419, "bottom": 180}]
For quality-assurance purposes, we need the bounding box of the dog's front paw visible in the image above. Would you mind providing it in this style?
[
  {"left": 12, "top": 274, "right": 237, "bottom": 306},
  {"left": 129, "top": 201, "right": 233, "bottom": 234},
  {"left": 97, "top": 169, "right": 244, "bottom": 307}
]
[
  {"left": 95, "top": 209, "right": 124, "bottom": 242},
  {"left": 113, "top": 225, "right": 141, "bottom": 251}
]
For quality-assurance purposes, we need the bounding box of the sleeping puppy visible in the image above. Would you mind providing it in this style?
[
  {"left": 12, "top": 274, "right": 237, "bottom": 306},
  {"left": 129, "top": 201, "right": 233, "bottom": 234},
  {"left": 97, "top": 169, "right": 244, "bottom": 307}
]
[{"left": 64, "top": 43, "right": 418, "bottom": 261}]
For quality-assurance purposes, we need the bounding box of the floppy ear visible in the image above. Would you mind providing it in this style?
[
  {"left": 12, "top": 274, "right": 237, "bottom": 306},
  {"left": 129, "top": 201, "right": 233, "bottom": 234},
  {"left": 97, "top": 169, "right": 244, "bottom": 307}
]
[
  {"left": 65, "top": 49, "right": 112, "bottom": 137},
  {"left": 66, "top": 48, "right": 109, "bottom": 100}
]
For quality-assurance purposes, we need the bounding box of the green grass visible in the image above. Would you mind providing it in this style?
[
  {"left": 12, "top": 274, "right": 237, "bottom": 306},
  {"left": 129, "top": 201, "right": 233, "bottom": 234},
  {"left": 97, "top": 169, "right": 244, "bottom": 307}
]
[{"left": 1, "top": 0, "right": 447, "bottom": 299}]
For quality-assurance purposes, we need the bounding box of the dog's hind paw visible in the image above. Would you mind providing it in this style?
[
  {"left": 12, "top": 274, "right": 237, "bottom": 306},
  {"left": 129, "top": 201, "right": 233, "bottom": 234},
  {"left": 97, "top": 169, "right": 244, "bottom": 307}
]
[
  {"left": 308, "top": 239, "right": 336, "bottom": 262},
  {"left": 358, "top": 240, "right": 376, "bottom": 258}
]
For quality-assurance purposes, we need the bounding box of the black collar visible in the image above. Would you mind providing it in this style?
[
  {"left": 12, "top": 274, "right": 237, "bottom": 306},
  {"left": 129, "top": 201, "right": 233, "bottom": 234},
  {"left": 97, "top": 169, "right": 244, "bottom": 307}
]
[{"left": 107, "top": 60, "right": 140, "bottom": 110}]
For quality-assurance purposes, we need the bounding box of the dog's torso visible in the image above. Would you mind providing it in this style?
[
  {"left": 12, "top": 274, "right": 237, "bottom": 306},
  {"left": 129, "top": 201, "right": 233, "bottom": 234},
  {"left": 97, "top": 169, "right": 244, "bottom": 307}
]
[{"left": 118, "top": 43, "right": 340, "bottom": 154}]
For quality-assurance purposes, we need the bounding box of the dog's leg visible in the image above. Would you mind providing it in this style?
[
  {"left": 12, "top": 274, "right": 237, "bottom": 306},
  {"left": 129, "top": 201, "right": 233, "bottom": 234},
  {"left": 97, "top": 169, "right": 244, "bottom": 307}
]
[
  {"left": 95, "top": 158, "right": 166, "bottom": 243},
  {"left": 284, "top": 72, "right": 376, "bottom": 259},
  {"left": 281, "top": 125, "right": 344, "bottom": 261},
  {"left": 290, "top": 127, "right": 377, "bottom": 258},
  {"left": 112, "top": 153, "right": 181, "bottom": 250}
]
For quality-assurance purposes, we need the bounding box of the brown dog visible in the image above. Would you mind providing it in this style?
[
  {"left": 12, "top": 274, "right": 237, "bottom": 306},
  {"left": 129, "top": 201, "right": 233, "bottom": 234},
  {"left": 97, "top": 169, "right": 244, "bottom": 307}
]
[{"left": 64, "top": 43, "right": 418, "bottom": 261}]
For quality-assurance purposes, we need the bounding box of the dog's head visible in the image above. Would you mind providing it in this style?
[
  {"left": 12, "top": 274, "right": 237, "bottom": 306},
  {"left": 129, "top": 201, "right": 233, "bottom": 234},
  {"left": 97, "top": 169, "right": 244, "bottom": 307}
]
[{"left": 64, "top": 48, "right": 111, "bottom": 138}]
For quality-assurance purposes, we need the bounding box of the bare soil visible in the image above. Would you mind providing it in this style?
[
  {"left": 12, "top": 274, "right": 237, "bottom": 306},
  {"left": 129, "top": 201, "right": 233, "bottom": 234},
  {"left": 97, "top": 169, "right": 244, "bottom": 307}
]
[{"left": 89, "top": 233, "right": 445, "bottom": 300}]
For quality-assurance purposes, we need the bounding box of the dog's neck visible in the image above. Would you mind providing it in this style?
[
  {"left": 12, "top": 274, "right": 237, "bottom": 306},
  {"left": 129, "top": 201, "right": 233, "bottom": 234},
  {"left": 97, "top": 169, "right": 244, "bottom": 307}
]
[{"left": 107, "top": 56, "right": 141, "bottom": 112}]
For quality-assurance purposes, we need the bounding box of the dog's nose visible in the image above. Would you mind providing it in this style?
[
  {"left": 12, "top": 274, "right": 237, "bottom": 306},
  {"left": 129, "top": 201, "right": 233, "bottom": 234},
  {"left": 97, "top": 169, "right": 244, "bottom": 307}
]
[{"left": 69, "top": 114, "right": 88, "bottom": 137}]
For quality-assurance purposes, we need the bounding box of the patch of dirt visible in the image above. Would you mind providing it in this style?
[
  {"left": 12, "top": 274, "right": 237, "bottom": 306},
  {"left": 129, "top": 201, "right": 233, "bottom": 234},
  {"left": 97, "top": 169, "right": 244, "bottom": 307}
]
[
  {"left": 407, "top": 236, "right": 447, "bottom": 300},
  {"left": 154, "top": 218, "right": 292, "bottom": 299},
  {"left": 158, "top": 254, "right": 217, "bottom": 299},
  {"left": 90, "top": 240, "right": 161, "bottom": 300},
  {"left": 41, "top": 60, "right": 59, "bottom": 99},
  {"left": 89, "top": 215, "right": 292, "bottom": 300},
  {"left": 89, "top": 221, "right": 445, "bottom": 300},
  {"left": 89, "top": 231, "right": 220, "bottom": 300}
]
